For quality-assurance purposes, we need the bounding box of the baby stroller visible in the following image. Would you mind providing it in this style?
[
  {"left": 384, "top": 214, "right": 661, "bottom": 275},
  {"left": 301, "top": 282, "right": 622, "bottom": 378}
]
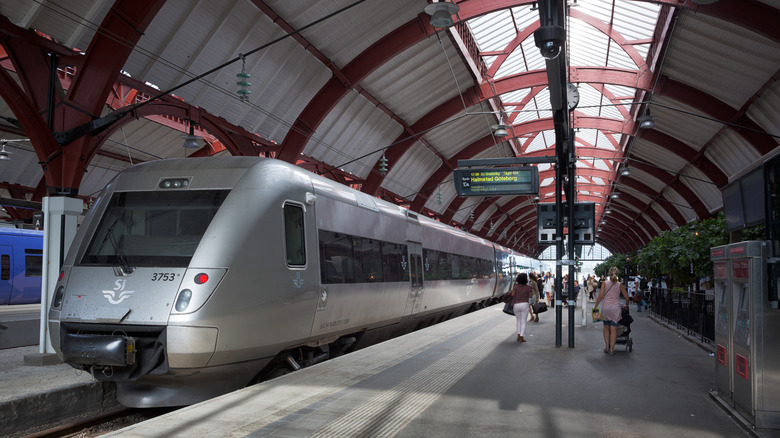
[{"left": 615, "top": 307, "right": 634, "bottom": 352}]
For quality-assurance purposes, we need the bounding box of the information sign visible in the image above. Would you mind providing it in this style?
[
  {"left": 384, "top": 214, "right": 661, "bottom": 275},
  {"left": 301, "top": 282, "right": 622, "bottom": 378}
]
[
  {"left": 453, "top": 167, "right": 539, "bottom": 196},
  {"left": 537, "top": 202, "right": 595, "bottom": 244}
]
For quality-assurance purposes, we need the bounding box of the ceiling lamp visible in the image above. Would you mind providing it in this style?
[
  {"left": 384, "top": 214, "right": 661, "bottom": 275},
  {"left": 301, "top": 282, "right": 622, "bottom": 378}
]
[
  {"left": 610, "top": 192, "right": 619, "bottom": 199},
  {"left": 181, "top": 124, "right": 202, "bottom": 148},
  {"left": 236, "top": 54, "right": 252, "bottom": 102},
  {"left": 491, "top": 123, "right": 510, "bottom": 137},
  {"left": 0, "top": 142, "right": 10, "bottom": 161},
  {"left": 424, "top": 2, "right": 460, "bottom": 28},
  {"left": 620, "top": 164, "right": 631, "bottom": 177},
  {"left": 637, "top": 108, "right": 656, "bottom": 129}
]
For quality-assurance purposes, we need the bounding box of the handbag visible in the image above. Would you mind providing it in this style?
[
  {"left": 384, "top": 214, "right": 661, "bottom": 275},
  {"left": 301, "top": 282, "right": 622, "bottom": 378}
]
[
  {"left": 503, "top": 301, "right": 515, "bottom": 315},
  {"left": 532, "top": 302, "right": 547, "bottom": 314}
]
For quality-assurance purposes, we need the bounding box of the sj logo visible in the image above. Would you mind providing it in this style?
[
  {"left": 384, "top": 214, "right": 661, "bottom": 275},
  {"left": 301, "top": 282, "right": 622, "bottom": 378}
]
[{"left": 102, "top": 279, "right": 135, "bottom": 305}]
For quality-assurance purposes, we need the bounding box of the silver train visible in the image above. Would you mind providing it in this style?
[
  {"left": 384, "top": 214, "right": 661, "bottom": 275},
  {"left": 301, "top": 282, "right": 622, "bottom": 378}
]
[{"left": 48, "top": 157, "right": 522, "bottom": 407}]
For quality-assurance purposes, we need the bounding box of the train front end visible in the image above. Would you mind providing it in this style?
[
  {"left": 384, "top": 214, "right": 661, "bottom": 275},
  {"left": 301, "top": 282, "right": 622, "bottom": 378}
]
[{"left": 47, "top": 158, "right": 258, "bottom": 407}]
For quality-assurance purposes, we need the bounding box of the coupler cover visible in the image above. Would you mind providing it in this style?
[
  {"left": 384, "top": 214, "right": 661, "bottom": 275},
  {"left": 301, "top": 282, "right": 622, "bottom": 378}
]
[{"left": 62, "top": 333, "right": 136, "bottom": 366}]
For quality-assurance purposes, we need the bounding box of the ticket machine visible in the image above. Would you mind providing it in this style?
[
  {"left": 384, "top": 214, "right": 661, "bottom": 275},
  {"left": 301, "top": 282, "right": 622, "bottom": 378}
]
[
  {"left": 726, "top": 241, "right": 780, "bottom": 429},
  {"left": 710, "top": 244, "right": 731, "bottom": 404}
]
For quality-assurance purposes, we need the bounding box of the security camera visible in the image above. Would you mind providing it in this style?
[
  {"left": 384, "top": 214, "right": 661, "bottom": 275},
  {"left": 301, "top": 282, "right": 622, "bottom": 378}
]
[
  {"left": 533, "top": 26, "right": 565, "bottom": 61},
  {"left": 538, "top": 41, "right": 561, "bottom": 60}
]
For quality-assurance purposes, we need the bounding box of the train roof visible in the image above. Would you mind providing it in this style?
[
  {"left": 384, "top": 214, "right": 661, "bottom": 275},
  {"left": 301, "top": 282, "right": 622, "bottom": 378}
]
[{"left": 0, "top": 226, "right": 43, "bottom": 237}]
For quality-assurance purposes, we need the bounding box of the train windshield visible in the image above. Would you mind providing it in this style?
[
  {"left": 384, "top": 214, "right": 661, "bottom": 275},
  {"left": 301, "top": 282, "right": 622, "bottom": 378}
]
[{"left": 80, "top": 190, "right": 230, "bottom": 267}]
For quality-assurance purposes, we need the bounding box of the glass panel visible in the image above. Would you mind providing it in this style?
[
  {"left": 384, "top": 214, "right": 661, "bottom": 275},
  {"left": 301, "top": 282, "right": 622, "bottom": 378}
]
[
  {"left": 450, "top": 254, "right": 460, "bottom": 279},
  {"left": 382, "top": 242, "right": 407, "bottom": 282},
  {"left": 423, "top": 249, "right": 439, "bottom": 281},
  {"left": 283, "top": 204, "right": 306, "bottom": 266},
  {"left": 1, "top": 254, "right": 9, "bottom": 280},
  {"left": 25, "top": 255, "right": 42, "bottom": 277},
  {"left": 319, "top": 231, "right": 354, "bottom": 284},
  {"left": 410, "top": 254, "right": 422, "bottom": 287},
  {"left": 81, "top": 190, "right": 229, "bottom": 267},
  {"left": 358, "top": 238, "right": 382, "bottom": 282}
]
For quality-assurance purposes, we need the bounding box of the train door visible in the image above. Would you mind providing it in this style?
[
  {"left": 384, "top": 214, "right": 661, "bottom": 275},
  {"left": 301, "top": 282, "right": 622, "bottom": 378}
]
[
  {"left": 0, "top": 245, "right": 10, "bottom": 305},
  {"left": 404, "top": 242, "right": 424, "bottom": 316},
  {"left": 283, "top": 201, "right": 317, "bottom": 297}
]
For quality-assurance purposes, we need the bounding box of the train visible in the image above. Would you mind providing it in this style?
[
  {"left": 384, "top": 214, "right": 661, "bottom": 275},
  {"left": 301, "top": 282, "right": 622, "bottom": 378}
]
[
  {"left": 48, "top": 157, "right": 528, "bottom": 407},
  {"left": 0, "top": 226, "right": 43, "bottom": 305}
]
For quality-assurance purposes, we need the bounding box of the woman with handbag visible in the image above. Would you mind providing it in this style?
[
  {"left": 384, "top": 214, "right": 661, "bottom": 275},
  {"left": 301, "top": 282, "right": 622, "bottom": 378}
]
[
  {"left": 593, "top": 266, "right": 630, "bottom": 355},
  {"left": 508, "top": 273, "right": 533, "bottom": 342}
]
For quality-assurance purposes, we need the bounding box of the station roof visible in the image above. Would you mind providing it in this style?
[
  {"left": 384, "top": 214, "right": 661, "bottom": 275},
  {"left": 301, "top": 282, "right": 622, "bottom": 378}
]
[{"left": 1, "top": 0, "right": 778, "bottom": 257}]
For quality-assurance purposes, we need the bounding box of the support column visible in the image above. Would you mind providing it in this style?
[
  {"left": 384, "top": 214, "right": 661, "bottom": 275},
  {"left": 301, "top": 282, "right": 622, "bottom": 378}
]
[{"left": 35, "top": 196, "right": 82, "bottom": 358}]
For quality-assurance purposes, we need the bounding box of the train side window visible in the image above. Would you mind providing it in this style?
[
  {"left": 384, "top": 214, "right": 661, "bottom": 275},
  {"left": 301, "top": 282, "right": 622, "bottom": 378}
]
[
  {"left": 423, "top": 249, "right": 439, "bottom": 280},
  {"left": 450, "top": 254, "right": 461, "bottom": 279},
  {"left": 283, "top": 203, "right": 306, "bottom": 267},
  {"left": 1, "top": 254, "right": 9, "bottom": 280},
  {"left": 25, "top": 256, "right": 43, "bottom": 277},
  {"left": 359, "top": 238, "right": 382, "bottom": 282},
  {"left": 382, "top": 242, "right": 407, "bottom": 282},
  {"left": 319, "top": 230, "right": 354, "bottom": 283},
  {"left": 24, "top": 249, "right": 43, "bottom": 277}
]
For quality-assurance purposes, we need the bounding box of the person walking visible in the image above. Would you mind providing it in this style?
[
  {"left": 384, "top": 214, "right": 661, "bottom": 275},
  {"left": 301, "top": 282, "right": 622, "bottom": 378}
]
[
  {"left": 535, "top": 272, "right": 545, "bottom": 304},
  {"left": 529, "top": 272, "right": 541, "bottom": 322},
  {"left": 508, "top": 272, "right": 533, "bottom": 342},
  {"left": 594, "top": 266, "right": 630, "bottom": 355},
  {"left": 587, "top": 275, "right": 596, "bottom": 302},
  {"left": 544, "top": 272, "right": 554, "bottom": 307}
]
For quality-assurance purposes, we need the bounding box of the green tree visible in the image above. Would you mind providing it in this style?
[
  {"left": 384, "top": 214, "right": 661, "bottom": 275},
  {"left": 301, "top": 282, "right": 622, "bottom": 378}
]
[
  {"left": 595, "top": 252, "right": 627, "bottom": 279},
  {"left": 595, "top": 212, "right": 763, "bottom": 289},
  {"left": 631, "top": 215, "right": 725, "bottom": 288}
]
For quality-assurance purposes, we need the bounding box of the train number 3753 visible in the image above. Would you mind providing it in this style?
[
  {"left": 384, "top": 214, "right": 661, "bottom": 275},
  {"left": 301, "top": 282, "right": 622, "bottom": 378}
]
[{"left": 151, "top": 273, "right": 177, "bottom": 281}]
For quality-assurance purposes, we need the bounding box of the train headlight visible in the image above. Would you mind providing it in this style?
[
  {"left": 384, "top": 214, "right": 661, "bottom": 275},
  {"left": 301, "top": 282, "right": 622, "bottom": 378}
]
[
  {"left": 159, "top": 178, "right": 190, "bottom": 189},
  {"left": 175, "top": 289, "right": 193, "bottom": 312},
  {"left": 52, "top": 285, "right": 65, "bottom": 309}
]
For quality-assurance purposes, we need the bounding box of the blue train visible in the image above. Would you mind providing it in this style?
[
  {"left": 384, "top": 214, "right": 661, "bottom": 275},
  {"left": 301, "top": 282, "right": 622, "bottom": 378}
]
[{"left": 0, "top": 227, "right": 43, "bottom": 305}]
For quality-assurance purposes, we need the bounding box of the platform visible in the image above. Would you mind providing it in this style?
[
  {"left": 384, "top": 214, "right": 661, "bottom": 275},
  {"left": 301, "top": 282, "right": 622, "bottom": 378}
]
[
  {"left": 3, "top": 302, "right": 778, "bottom": 437},
  {"left": 94, "top": 304, "right": 759, "bottom": 438},
  {"left": 0, "top": 304, "right": 42, "bottom": 349}
]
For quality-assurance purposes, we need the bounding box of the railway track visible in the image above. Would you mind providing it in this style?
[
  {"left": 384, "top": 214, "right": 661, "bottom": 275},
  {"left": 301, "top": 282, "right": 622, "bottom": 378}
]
[{"left": 22, "top": 407, "right": 177, "bottom": 437}]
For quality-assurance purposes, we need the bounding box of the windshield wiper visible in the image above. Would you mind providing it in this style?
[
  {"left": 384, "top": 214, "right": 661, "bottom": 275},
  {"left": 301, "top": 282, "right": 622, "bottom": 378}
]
[{"left": 94, "top": 213, "right": 135, "bottom": 275}]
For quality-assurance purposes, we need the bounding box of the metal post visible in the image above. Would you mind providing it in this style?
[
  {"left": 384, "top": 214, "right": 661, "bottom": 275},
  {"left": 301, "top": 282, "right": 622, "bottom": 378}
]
[
  {"left": 567, "top": 132, "right": 576, "bottom": 347},
  {"left": 555, "top": 160, "right": 563, "bottom": 348}
]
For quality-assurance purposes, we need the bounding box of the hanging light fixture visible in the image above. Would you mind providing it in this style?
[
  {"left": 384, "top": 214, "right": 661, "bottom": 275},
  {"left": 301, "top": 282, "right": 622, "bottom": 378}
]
[
  {"left": 491, "top": 124, "right": 510, "bottom": 137},
  {"left": 0, "top": 142, "right": 11, "bottom": 161},
  {"left": 424, "top": 2, "right": 460, "bottom": 28},
  {"left": 378, "top": 150, "right": 389, "bottom": 175},
  {"left": 637, "top": 107, "right": 656, "bottom": 129},
  {"left": 491, "top": 111, "right": 510, "bottom": 137},
  {"left": 620, "top": 165, "right": 631, "bottom": 177},
  {"left": 236, "top": 54, "right": 252, "bottom": 101},
  {"left": 181, "top": 123, "right": 202, "bottom": 148}
]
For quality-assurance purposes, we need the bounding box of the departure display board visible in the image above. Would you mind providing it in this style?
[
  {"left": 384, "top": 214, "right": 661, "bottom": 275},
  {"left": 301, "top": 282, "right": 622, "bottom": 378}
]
[{"left": 453, "top": 167, "right": 539, "bottom": 196}]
